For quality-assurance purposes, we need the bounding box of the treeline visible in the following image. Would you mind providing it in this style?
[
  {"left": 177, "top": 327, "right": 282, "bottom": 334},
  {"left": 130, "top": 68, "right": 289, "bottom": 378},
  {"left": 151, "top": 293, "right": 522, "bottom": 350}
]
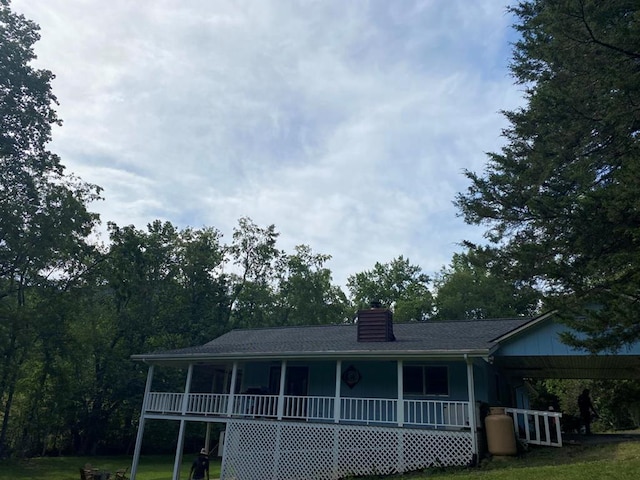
[{"left": 0, "top": 213, "right": 541, "bottom": 457}]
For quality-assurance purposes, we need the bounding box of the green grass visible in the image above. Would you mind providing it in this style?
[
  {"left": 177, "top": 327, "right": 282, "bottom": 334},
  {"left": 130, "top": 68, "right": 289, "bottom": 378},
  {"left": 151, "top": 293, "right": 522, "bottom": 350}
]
[
  {"left": 1, "top": 442, "right": 639, "bottom": 480},
  {"left": 390, "top": 441, "right": 640, "bottom": 480},
  {"left": 0, "top": 455, "right": 221, "bottom": 480}
]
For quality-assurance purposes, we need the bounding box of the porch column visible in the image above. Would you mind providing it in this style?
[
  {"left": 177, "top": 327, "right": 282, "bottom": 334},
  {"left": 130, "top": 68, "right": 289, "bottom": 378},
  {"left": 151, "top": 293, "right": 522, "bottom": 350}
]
[
  {"left": 226, "top": 361, "right": 238, "bottom": 416},
  {"left": 334, "top": 360, "right": 342, "bottom": 423},
  {"left": 397, "top": 360, "right": 404, "bottom": 427},
  {"left": 204, "top": 424, "right": 211, "bottom": 456},
  {"left": 203, "top": 369, "right": 218, "bottom": 454},
  {"left": 172, "top": 364, "right": 193, "bottom": 480},
  {"left": 130, "top": 364, "right": 154, "bottom": 480},
  {"left": 277, "top": 360, "right": 287, "bottom": 419},
  {"left": 465, "top": 356, "right": 478, "bottom": 459}
]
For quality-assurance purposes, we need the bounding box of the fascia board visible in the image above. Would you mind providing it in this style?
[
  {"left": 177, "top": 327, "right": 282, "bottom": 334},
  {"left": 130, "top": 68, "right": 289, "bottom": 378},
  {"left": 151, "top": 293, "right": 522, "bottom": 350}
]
[
  {"left": 490, "top": 310, "right": 558, "bottom": 345},
  {"left": 131, "top": 349, "right": 490, "bottom": 365}
]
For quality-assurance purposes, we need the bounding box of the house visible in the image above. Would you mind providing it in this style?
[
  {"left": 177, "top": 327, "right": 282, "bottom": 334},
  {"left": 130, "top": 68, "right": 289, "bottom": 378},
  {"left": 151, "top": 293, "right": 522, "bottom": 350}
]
[{"left": 128, "top": 308, "right": 640, "bottom": 480}]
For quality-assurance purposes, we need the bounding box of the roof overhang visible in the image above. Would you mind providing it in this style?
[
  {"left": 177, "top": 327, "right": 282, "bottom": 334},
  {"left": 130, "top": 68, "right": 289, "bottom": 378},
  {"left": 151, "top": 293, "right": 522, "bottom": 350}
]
[
  {"left": 492, "top": 354, "right": 640, "bottom": 379},
  {"left": 131, "top": 348, "right": 491, "bottom": 366}
]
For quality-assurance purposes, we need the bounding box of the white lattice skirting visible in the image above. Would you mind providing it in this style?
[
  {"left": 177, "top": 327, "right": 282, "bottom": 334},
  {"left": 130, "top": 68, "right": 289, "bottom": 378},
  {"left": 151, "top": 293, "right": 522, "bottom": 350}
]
[{"left": 220, "top": 419, "right": 473, "bottom": 480}]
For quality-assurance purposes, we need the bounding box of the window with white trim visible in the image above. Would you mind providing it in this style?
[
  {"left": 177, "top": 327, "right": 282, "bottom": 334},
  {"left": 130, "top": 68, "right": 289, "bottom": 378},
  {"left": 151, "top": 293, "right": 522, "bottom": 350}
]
[{"left": 403, "top": 365, "right": 449, "bottom": 396}]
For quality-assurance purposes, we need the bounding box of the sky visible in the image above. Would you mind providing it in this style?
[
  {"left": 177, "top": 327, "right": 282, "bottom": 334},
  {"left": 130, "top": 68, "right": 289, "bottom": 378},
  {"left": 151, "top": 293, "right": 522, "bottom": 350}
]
[{"left": 11, "top": 0, "right": 523, "bottom": 289}]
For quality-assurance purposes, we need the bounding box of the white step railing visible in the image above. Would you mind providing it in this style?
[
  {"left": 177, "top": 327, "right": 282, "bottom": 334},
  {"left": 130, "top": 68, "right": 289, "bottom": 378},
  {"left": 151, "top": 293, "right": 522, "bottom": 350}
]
[
  {"left": 504, "top": 407, "right": 563, "bottom": 447},
  {"left": 144, "top": 392, "right": 470, "bottom": 429}
]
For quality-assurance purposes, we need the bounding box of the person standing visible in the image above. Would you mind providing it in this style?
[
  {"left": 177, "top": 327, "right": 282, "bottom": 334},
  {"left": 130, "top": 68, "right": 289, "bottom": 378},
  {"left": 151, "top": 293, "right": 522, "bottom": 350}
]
[
  {"left": 577, "top": 389, "right": 598, "bottom": 435},
  {"left": 189, "top": 448, "right": 210, "bottom": 480}
]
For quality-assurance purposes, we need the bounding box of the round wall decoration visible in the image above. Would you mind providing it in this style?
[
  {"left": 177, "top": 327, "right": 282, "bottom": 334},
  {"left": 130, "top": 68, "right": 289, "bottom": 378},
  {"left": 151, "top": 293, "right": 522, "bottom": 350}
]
[{"left": 341, "top": 365, "right": 362, "bottom": 389}]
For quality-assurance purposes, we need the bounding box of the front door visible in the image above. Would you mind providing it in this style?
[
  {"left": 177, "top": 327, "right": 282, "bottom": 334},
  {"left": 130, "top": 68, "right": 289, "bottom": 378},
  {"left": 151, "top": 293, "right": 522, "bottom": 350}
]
[
  {"left": 268, "top": 365, "right": 310, "bottom": 396},
  {"left": 286, "top": 366, "right": 309, "bottom": 396}
]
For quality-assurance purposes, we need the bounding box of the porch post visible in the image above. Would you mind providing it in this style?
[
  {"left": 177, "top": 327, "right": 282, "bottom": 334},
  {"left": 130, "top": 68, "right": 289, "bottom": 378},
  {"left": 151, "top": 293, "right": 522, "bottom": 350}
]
[
  {"left": 172, "top": 364, "right": 193, "bottom": 480},
  {"left": 130, "top": 364, "right": 154, "bottom": 480},
  {"left": 397, "top": 360, "right": 404, "bottom": 427},
  {"left": 226, "top": 361, "right": 238, "bottom": 416},
  {"left": 334, "top": 360, "right": 342, "bottom": 423},
  {"left": 204, "top": 424, "right": 211, "bottom": 455},
  {"left": 397, "top": 360, "right": 405, "bottom": 473},
  {"left": 276, "top": 360, "right": 287, "bottom": 419},
  {"left": 204, "top": 370, "right": 216, "bottom": 453},
  {"left": 465, "top": 356, "right": 478, "bottom": 459}
]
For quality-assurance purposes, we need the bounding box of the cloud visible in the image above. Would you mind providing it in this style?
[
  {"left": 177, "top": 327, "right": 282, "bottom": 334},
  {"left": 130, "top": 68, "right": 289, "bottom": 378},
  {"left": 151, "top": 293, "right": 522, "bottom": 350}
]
[{"left": 12, "top": 0, "right": 522, "bottom": 288}]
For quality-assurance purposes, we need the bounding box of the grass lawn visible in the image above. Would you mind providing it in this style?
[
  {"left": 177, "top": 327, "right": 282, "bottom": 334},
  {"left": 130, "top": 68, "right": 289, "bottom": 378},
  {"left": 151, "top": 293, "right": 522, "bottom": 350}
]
[
  {"left": 1, "top": 440, "right": 639, "bottom": 480},
  {"left": 398, "top": 441, "right": 640, "bottom": 480},
  {"left": 0, "top": 455, "right": 221, "bottom": 480}
]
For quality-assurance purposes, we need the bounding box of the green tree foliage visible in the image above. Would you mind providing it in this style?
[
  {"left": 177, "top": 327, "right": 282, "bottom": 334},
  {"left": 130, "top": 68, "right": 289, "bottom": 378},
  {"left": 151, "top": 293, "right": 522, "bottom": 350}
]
[
  {"left": 274, "top": 245, "right": 349, "bottom": 326},
  {"left": 433, "top": 250, "right": 541, "bottom": 320},
  {"left": 227, "top": 219, "right": 347, "bottom": 327},
  {"left": 347, "top": 256, "right": 434, "bottom": 322},
  {"left": 227, "top": 217, "right": 281, "bottom": 328},
  {"left": 455, "top": 0, "right": 640, "bottom": 351},
  {"left": 0, "top": 0, "right": 100, "bottom": 456},
  {"left": 106, "top": 220, "right": 229, "bottom": 349},
  {"left": 50, "top": 221, "right": 230, "bottom": 456},
  {"left": 540, "top": 379, "right": 640, "bottom": 431}
]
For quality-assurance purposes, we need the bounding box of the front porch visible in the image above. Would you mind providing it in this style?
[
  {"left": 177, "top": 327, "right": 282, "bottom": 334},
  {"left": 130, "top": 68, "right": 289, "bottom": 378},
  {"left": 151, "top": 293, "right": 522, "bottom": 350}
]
[{"left": 145, "top": 391, "right": 472, "bottom": 429}]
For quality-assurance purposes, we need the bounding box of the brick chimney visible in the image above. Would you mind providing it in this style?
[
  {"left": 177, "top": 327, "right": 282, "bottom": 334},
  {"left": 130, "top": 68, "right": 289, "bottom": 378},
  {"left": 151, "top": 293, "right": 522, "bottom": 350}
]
[{"left": 357, "top": 304, "right": 395, "bottom": 342}]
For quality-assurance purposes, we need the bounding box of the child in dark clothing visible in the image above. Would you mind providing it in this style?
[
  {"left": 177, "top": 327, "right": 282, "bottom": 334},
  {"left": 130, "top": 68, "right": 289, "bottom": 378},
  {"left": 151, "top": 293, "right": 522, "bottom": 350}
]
[{"left": 189, "top": 448, "right": 209, "bottom": 480}]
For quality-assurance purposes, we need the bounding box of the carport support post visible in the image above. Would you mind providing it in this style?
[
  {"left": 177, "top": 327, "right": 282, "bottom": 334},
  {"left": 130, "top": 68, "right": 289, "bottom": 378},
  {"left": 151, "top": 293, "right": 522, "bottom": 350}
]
[
  {"left": 172, "top": 364, "right": 193, "bottom": 480},
  {"left": 465, "top": 356, "right": 478, "bottom": 461},
  {"left": 130, "top": 364, "right": 154, "bottom": 480}
]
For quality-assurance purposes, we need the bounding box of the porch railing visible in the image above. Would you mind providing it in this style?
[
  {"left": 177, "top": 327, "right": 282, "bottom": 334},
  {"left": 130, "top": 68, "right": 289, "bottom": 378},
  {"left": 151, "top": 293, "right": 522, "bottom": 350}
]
[
  {"left": 340, "top": 397, "right": 397, "bottom": 424},
  {"left": 404, "top": 399, "right": 469, "bottom": 428},
  {"left": 145, "top": 392, "right": 470, "bottom": 429},
  {"left": 232, "top": 394, "right": 279, "bottom": 417},
  {"left": 188, "top": 393, "right": 228, "bottom": 415},
  {"left": 284, "top": 395, "right": 334, "bottom": 420},
  {"left": 505, "top": 407, "right": 563, "bottom": 447},
  {"left": 146, "top": 392, "right": 183, "bottom": 413}
]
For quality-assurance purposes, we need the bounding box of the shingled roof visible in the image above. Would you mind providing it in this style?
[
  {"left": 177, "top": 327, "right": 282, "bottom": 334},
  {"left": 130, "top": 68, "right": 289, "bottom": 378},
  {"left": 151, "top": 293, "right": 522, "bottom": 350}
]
[{"left": 132, "top": 317, "right": 534, "bottom": 365}]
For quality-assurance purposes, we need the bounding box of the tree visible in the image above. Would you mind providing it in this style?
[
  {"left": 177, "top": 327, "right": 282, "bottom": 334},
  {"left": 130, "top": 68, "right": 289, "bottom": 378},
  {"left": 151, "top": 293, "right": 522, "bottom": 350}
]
[
  {"left": 455, "top": 0, "right": 640, "bottom": 351},
  {"left": 433, "top": 250, "right": 541, "bottom": 320},
  {"left": 273, "top": 245, "right": 348, "bottom": 326},
  {"left": 225, "top": 220, "right": 349, "bottom": 327},
  {"left": 0, "top": 0, "right": 100, "bottom": 456},
  {"left": 347, "top": 256, "right": 434, "bottom": 322},
  {"left": 227, "top": 218, "right": 281, "bottom": 328}
]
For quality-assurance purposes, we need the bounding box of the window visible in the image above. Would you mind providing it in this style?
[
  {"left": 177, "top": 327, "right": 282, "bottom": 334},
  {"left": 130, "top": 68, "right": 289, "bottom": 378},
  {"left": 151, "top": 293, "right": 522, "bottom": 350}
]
[{"left": 403, "top": 365, "right": 449, "bottom": 396}]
